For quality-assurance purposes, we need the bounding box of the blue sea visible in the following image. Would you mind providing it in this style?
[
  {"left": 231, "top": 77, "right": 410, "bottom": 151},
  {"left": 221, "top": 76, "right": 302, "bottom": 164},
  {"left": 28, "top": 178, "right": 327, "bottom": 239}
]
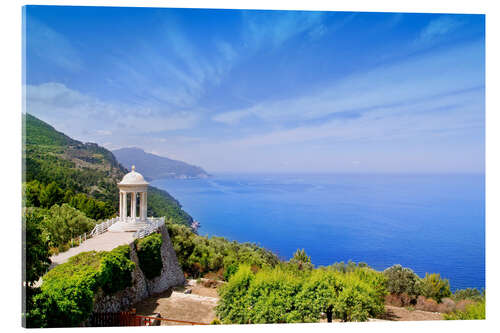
[{"left": 152, "top": 173, "right": 485, "bottom": 291}]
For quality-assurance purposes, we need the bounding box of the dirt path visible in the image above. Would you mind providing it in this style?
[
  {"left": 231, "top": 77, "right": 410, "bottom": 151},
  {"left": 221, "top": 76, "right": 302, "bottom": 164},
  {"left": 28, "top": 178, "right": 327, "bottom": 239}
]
[
  {"left": 133, "top": 280, "right": 219, "bottom": 325},
  {"left": 381, "top": 305, "right": 443, "bottom": 321}
]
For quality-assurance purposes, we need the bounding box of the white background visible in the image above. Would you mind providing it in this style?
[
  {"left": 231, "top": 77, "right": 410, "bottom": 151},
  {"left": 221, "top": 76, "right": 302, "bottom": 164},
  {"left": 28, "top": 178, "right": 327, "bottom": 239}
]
[{"left": 1, "top": 1, "right": 498, "bottom": 332}]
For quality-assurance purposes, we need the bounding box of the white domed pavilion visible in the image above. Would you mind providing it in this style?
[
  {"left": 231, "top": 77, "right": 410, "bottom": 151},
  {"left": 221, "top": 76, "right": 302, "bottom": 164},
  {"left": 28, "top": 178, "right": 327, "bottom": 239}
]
[
  {"left": 109, "top": 165, "right": 159, "bottom": 232},
  {"left": 118, "top": 165, "right": 149, "bottom": 221}
]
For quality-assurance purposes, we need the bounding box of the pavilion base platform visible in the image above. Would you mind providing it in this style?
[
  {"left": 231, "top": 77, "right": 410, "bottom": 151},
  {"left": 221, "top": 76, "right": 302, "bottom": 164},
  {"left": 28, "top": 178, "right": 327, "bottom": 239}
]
[{"left": 108, "top": 219, "right": 150, "bottom": 232}]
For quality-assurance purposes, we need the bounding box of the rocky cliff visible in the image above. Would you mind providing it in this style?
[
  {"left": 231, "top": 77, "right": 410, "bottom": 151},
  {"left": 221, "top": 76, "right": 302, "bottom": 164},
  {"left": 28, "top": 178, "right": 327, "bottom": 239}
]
[{"left": 92, "top": 225, "right": 185, "bottom": 313}]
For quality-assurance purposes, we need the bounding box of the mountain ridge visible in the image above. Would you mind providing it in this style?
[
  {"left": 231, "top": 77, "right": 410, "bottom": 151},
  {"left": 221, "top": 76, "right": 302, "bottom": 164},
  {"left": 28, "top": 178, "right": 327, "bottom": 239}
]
[{"left": 113, "top": 147, "right": 209, "bottom": 181}]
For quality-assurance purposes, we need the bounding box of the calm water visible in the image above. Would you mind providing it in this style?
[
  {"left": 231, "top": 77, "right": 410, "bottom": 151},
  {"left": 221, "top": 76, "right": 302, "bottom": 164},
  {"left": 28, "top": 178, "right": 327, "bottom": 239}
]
[{"left": 152, "top": 173, "right": 485, "bottom": 290}]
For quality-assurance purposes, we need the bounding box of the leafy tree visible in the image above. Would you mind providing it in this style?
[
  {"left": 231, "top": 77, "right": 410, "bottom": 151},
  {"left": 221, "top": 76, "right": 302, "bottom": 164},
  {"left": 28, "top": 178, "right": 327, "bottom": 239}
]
[
  {"left": 419, "top": 273, "right": 452, "bottom": 303},
  {"left": 23, "top": 180, "right": 42, "bottom": 207},
  {"left": 452, "top": 288, "right": 485, "bottom": 302},
  {"left": 63, "top": 188, "right": 75, "bottom": 203},
  {"left": 289, "top": 248, "right": 314, "bottom": 271},
  {"left": 39, "top": 181, "right": 64, "bottom": 208},
  {"left": 383, "top": 264, "right": 422, "bottom": 296},
  {"left": 223, "top": 263, "right": 239, "bottom": 281},
  {"left": 328, "top": 260, "right": 369, "bottom": 273},
  {"left": 23, "top": 209, "right": 51, "bottom": 287},
  {"left": 68, "top": 193, "right": 115, "bottom": 221},
  {"left": 245, "top": 269, "right": 304, "bottom": 323},
  {"left": 294, "top": 270, "right": 342, "bottom": 322},
  {"left": 41, "top": 204, "right": 96, "bottom": 249},
  {"left": 216, "top": 265, "right": 255, "bottom": 324}
]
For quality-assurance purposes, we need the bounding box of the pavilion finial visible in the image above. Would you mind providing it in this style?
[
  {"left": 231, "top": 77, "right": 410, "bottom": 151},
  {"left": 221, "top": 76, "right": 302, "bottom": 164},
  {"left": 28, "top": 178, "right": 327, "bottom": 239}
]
[{"left": 132, "top": 165, "right": 135, "bottom": 172}]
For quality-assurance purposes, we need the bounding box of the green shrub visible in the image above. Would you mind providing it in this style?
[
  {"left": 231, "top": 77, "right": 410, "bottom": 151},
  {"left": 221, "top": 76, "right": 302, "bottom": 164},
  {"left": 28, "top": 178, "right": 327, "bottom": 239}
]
[
  {"left": 289, "top": 249, "right": 314, "bottom": 271},
  {"left": 223, "top": 263, "right": 239, "bottom": 281},
  {"left": 23, "top": 209, "right": 51, "bottom": 287},
  {"left": 383, "top": 264, "right": 422, "bottom": 296},
  {"left": 452, "top": 288, "right": 485, "bottom": 302},
  {"left": 135, "top": 233, "right": 163, "bottom": 279},
  {"left": 216, "top": 264, "right": 386, "bottom": 324},
  {"left": 444, "top": 301, "right": 485, "bottom": 320},
  {"left": 327, "top": 260, "right": 369, "bottom": 273},
  {"left": 23, "top": 180, "right": 42, "bottom": 207},
  {"left": 419, "top": 273, "right": 452, "bottom": 303},
  {"left": 27, "top": 247, "right": 135, "bottom": 328},
  {"left": 68, "top": 193, "right": 115, "bottom": 221},
  {"left": 244, "top": 268, "right": 304, "bottom": 323},
  {"left": 39, "top": 181, "right": 64, "bottom": 208},
  {"left": 294, "top": 270, "right": 343, "bottom": 322},
  {"left": 167, "top": 222, "right": 279, "bottom": 278},
  {"left": 210, "top": 318, "right": 221, "bottom": 324},
  {"left": 333, "top": 285, "right": 371, "bottom": 322},
  {"left": 216, "top": 265, "right": 255, "bottom": 324},
  {"left": 41, "top": 204, "right": 96, "bottom": 249},
  {"left": 99, "top": 245, "right": 136, "bottom": 293}
]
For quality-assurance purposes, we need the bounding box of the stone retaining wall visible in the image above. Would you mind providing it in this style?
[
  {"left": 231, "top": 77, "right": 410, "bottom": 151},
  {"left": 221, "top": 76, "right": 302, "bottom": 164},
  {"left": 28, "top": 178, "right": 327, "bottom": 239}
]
[{"left": 92, "top": 225, "right": 186, "bottom": 313}]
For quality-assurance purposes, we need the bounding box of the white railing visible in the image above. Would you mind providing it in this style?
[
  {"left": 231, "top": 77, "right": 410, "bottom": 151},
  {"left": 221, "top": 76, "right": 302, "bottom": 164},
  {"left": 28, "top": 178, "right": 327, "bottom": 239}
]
[
  {"left": 89, "top": 217, "right": 120, "bottom": 237},
  {"left": 133, "top": 217, "right": 165, "bottom": 239},
  {"left": 69, "top": 216, "right": 164, "bottom": 246},
  {"left": 70, "top": 217, "right": 120, "bottom": 247}
]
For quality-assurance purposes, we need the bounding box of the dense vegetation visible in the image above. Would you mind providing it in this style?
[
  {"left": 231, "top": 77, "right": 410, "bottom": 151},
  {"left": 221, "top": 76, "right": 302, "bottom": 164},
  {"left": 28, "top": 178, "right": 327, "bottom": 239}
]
[
  {"left": 22, "top": 113, "right": 193, "bottom": 227},
  {"left": 214, "top": 257, "right": 485, "bottom": 324},
  {"left": 25, "top": 246, "right": 135, "bottom": 328},
  {"left": 135, "top": 233, "right": 163, "bottom": 279},
  {"left": 383, "top": 265, "right": 452, "bottom": 303},
  {"left": 382, "top": 264, "right": 484, "bottom": 319},
  {"left": 25, "top": 204, "right": 96, "bottom": 253},
  {"left": 23, "top": 209, "right": 51, "bottom": 287},
  {"left": 216, "top": 262, "right": 387, "bottom": 323},
  {"left": 166, "top": 222, "right": 280, "bottom": 279},
  {"left": 147, "top": 186, "right": 193, "bottom": 225}
]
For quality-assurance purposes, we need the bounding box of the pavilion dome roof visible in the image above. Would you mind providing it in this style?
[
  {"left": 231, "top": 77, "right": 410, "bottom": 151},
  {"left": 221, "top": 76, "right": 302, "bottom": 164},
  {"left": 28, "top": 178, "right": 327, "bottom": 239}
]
[{"left": 118, "top": 165, "right": 149, "bottom": 186}]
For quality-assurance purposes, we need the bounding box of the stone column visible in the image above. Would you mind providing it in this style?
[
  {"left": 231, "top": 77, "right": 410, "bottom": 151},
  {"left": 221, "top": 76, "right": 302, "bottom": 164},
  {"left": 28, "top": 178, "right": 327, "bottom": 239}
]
[
  {"left": 123, "top": 192, "right": 128, "bottom": 219},
  {"left": 119, "top": 192, "right": 123, "bottom": 220},
  {"left": 131, "top": 192, "right": 137, "bottom": 219},
  {"left": 139, "top": 192, "right": 143, "bottom": 220},
  {"left": 122, "top": 192, "right": 126, "bottom": 220},
  {"left": 143, "top": 192, "right": 147, "bottom": 219}
]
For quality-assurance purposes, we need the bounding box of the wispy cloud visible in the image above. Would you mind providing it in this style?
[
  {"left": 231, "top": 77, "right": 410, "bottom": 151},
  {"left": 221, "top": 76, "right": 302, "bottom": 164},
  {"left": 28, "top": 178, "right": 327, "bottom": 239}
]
[
  {"left": 414, "top": 15, "right": 465, "bottom": 46},
  {"left": 213, "top": 40, "right": 484, "bottom": 126},
  {"left": 26, "top": 17, "right": 82, "bottom": 72},
  {"left": 241, "top": 11, "right": 327, "bottom": 50},
  {"left": 101, "top": 21, "right": 242, "bottom": 110},
  {"left": 25, "top": 83, "right": 199, "bottom": 142}
]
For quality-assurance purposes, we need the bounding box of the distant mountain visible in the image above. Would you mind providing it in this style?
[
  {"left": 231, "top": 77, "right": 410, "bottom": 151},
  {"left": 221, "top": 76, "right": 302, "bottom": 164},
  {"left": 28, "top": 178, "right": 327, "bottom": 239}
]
[{"left": 113, "top": 147, "right": 209, "bottom": 180}]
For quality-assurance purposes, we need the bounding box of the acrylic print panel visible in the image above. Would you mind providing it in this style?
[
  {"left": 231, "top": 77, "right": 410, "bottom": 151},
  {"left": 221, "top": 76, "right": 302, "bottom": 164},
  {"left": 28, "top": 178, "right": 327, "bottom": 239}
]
[{"left": 22, "top": 4, "right": 485, "bottom": 328}]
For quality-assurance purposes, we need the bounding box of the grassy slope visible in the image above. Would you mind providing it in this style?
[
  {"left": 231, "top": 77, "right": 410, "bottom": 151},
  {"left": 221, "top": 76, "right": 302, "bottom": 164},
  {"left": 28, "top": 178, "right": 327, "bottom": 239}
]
[{"left": 23, "top": 113, "right": 193, "bottom": 227}]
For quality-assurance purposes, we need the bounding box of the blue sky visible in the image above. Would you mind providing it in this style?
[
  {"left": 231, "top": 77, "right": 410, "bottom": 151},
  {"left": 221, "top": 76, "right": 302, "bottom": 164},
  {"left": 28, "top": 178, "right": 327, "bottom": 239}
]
[{"left": 24, "top": 6, "right": 485, "bottom": 173}]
